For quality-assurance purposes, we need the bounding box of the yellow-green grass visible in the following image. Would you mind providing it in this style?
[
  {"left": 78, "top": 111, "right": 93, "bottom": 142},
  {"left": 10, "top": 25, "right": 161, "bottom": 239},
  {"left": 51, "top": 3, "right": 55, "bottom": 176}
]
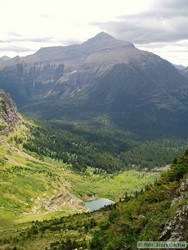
[
  {"left": 14, "top": 210, "right": 74, "bottom": 224},
  {"left": 0, "top": 119, "right": 161, "bottom": 227},
  {"left": 64, "top": 168, "right": 160, "bottom": 201}
]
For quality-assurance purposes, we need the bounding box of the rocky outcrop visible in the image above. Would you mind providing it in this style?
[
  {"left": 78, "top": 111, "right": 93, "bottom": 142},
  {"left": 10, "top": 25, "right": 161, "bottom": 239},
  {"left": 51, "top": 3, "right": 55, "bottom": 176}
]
[
  {"left": 160, "top": 178, "right": 188, "bottom": 242},
  {"left": 30, "top": 189, "right": 85, "bottom": 214},
  {"left": 45, "top": 191, "right": 84, "bottom": 210},
  {"left": 160, "top": 205, "right": 188, "bottom": 242},
  {"left": 0, "top": 90, "right": 20, "bottom": 134}
]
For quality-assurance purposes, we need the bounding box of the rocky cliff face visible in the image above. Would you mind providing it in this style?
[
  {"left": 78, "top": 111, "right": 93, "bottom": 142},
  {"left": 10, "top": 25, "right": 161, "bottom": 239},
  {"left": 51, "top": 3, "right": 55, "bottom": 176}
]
[
  {"left": 160, "top": 178, "right": 188, "bottom": 242},
  {"left": 0, "top": 90, "right": 20, "bottom": 134}
]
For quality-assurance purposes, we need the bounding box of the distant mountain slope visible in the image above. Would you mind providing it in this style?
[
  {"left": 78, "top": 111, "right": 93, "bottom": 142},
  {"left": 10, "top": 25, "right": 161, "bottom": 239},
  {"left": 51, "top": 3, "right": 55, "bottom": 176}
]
[
  {"left": 173, "top": 63, "right": 186, "bottom": 70},
  {"left": 0, "top": 33, "right": 188, "bottom": 137},
  {"left": 181, "top": 66, "right": 188, "bottom": 79},
  {"left": 0, "top": 56, "right": 10, "bottom": 63},
  {"left": 0, "top": 32, "right": 137, "bottom": 106}
]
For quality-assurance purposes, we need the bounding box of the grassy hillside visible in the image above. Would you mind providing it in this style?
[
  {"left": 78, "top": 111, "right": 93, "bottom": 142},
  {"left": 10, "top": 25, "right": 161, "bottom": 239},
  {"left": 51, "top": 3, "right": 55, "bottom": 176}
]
[
  {"left": 1, "top": 147, "right": 188, "bottom": 249},
  {"left": 0, "top": 111, "right": 186, "bottom": 224},
  {"left": 90, "top": 153, "right": 188, "bottom": 249},
  {"left": 0, "top": 120, "right": 87, "bottom": 227},
  {"left": 0, "top": 116, "right": 162, "bottom": 227},
  {"left": 1, "top": 89, "right": 188, "bottom": 249}
]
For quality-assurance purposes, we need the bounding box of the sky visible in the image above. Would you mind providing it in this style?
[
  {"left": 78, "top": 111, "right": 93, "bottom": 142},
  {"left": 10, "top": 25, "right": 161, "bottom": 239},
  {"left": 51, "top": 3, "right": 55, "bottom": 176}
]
[{"left": 0, "top": 0, "right": 188, "bottom": 66}]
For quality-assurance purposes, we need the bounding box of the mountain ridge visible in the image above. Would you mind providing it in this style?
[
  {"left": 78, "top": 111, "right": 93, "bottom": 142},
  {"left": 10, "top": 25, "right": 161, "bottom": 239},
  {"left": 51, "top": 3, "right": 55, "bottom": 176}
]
[
  {"left": 0, "top": 33, "right": 188, "bottom": 137},
  {"left": 0, "top": 56, "right": 10, "bottom": 64}
]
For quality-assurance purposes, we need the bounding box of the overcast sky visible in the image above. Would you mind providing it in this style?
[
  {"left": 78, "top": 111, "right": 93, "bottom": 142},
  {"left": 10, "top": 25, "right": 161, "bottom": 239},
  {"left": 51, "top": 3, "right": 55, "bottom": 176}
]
[{"left": 0, "top": 0, "right": 188, "bottom": 66}]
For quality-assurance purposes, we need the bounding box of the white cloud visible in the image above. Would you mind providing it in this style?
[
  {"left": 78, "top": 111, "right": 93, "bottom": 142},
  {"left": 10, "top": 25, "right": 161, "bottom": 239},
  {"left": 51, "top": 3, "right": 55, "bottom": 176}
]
[{"left": 0, "top": 0, "right": 187, "bottom": 66}]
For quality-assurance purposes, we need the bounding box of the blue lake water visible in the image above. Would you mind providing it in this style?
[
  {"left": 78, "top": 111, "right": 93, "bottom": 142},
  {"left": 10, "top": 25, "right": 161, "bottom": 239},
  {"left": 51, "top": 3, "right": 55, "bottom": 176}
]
[{"left": 86, "top": 198, "right": 115, "bottom": 212}]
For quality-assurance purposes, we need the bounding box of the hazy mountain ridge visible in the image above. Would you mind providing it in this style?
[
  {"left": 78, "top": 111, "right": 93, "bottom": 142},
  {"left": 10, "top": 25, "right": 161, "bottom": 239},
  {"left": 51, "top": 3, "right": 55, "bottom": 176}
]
[
  {"left": 181, "top": 66, "right": 188, "bottom": 79},
  {"left": 0, "top": 56, "right": 10, "bottom": 63},
  {"left": 0, "top": 32, "right": 138, "bottom": 104},
  {"left": 173, "top": 63, "right": 186, "bottom": 70}
]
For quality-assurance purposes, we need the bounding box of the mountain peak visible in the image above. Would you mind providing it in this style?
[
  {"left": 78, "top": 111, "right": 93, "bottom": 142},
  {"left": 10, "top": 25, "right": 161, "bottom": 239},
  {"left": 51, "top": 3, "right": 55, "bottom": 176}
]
[
  {"left": 82, "top": 32, "right": 134, "bottom": 50},
  {"left": 82, "top": 32, "right": 115, "bottom": 46},
  {"left": 92, "top": 32, "right": 115, "bottom": 40}
]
